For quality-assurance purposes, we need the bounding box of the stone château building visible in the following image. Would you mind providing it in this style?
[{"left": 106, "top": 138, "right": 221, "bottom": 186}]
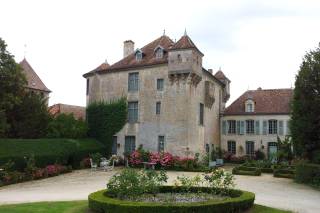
[{"left": 83, "top": 33, "right": 230, "bottom": 157}]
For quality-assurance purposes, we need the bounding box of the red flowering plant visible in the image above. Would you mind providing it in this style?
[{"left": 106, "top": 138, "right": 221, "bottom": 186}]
[
  {"left": 159, "top": 152, "right": 174, "bottom": 167},
  {"left": 129, "top": 150, "right": 142, "bottom": 166},
  {"left": 149, "top": 152, "right": 160, "bottom": 164},
  {"left": 46, "top": 165, "right": 59, "bottom": 176}
]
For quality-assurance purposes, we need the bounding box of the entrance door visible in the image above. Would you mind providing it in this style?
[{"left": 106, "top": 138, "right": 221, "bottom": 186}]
[{"left": 268, "top": 142, "right": 277, "bottom": 162}]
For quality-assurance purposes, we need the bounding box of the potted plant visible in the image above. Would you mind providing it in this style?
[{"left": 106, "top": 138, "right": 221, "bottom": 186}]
[{"left": 209, "top": 149, "right": 217, "bottom": 168}]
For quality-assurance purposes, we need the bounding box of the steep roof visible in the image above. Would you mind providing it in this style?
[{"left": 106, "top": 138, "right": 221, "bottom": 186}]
[
  {"left": 214, "top": 70, "right": 230, "bottom": 82},
  {"left": 224, "top": 88, "right": 293, "bottom": 115},
  {"left": 19, "top": 58, "right": 51, "bottom": 93},
  {"left": 49, "top": 103, "right": 86, "bottom": 120},
  {"left": 170, "top": 35, "right": 203, "bottom": 56}
]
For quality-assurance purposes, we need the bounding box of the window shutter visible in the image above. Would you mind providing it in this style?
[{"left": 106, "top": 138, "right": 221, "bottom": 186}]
[
  {"left": 240, "top": 121, "right": 245, "bottom": 135},
  {"left": 255, "top": 120, "right": 260, "bottom": 135},
  {"left": 236, "top": 120, "right": 240, "bottom": 135},
  {"left": 286, "top": 120, "right": 291, "bottom": 135},
  {"left": 263, "top": 120, "right": 268, "bottom": 135},
  {"left": 222, "top": 120, "right": 226, "bottom": 135},
  {"left": 279, "top": 120, "right": 284, "bottom": 135}
]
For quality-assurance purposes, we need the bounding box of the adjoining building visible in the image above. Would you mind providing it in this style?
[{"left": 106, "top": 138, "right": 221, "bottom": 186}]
[
  {"left": 19, "top": 58, "right": 51, "bottom": 104},
  {"left": 83, "top": 33, "right": 230, "bottom": 157},
  {"left": 221, "top": 88, "right": 293, "bottom": 159},
  {"left": 49, "top": 104, "right": 86, "bottom": 120}
]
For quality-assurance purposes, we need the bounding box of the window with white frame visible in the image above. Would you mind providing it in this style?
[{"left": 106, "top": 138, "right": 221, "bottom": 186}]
[
  {"left": 227, "top": 120, "right": 236, "bottom": 134},
  {"left": 155, "top": 48, "right": 163, "bottom": 59},
  {"left": 227, "top": 141, "right": 236, "bottom": 155},
  {"left": 128, "top": 72, "right": 139, "bottom": 91},
  {"left": 128, "top": 101, "right": 138, "bottom": 123},
  {"left": 158, "top": 136, "right": 165, "bottom": 152},
  {"left": 246, "top": 141, "right": 255, "bottom": 156},
  {"left": 268, "top": 119, "right": 278, "bottom": 134},
  {"left": 135, "top": 51, "right": 143, "bottom": 61},
  {"left": 245, "top": 100, "right": 254, "bottom": 112},
  {"left": 246, "top": 120, "right": 255, "bottom": 134}
]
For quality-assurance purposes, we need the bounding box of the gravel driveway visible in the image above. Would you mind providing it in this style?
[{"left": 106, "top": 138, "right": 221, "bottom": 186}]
[{"left": 0, "top": 167, "right": 319, "bottom": 213}]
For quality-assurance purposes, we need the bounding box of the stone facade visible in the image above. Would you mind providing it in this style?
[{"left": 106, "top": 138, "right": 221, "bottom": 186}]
[{"left": 84, "top": 34, "right": 230, "bottom": 157}]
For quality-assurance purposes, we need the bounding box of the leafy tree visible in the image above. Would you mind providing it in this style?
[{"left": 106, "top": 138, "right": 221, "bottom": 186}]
[
  {"left": 291, "top": 43, "right": 320, "bottom": 161},
  {"left": 0, "top": 37, "right": 26, "bottom": 136},
  {"left": 277, "top": 136, "right": 293, "bottom": 163},
  {"left": 47, "top": 113, "right": 87, "bottom": 138},
  {"left": 6, "top": 92, "right": 51, "bottom": 138}
]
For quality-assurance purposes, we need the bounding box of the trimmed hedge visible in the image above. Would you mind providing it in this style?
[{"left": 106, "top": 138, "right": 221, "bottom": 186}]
[
  {"left": 0, "top": 138, "right": 105, "bottom": 170},
  {"left": 261, "top": 168, "right": 274, "bottom": 173},
  {"left": 273, "top": 168, "right": 295, "bottom": 179},
  {"left": 295, "top": 163, "right": 320, "bottom": 187},
  {"left": 88, "top": 186, "right": 255, "bottom": 213},
  {"left": 232, "top": 166, "right": 261, "bottom": 176}
]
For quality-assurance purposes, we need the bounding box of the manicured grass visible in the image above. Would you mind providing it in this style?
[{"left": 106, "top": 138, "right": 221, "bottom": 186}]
[
  {"left": 0, "top": 201, "right": 291, "bottom": 213},
  {"left": 0, "top": 138, "right": 105, "bottom": 169}
]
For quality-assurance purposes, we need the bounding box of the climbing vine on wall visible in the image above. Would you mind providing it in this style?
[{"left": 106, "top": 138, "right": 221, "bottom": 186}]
[{"left": 86, "top": 98, "right": 127, "bottom": 156}]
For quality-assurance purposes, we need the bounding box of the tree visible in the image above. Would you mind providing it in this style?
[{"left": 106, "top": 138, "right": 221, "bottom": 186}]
[
  {"left": 6, "top": 92, "right": 51, "bottom": 138},
  {"left": 0, "top": 37, "right": 26, "bottom": 136},
  {"left": 291, "top": 43, "right": 320, "bottom": 162}
]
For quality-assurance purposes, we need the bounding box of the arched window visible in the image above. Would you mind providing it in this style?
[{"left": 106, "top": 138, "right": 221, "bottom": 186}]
[
  {"left": 245, "top": 99, "right": 255, "bottom": 112},
  {"left": 135, "top": 50, "right": 143, "bottom": 61}
]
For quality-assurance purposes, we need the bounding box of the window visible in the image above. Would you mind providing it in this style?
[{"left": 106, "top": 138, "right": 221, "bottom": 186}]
[
  {"left": 177, "top": 54, "right": 182, "bottom": 63},
  {"left": 158, "top": 136, "right": 165, "bottom": 152},
  {"left": 156, "top": 102, "right": 161, "bottom": 115},
  {"left": 128, "top": 72, "right": 139, "bottom": 91},
  {"left": 227, "top": 120, "right": 236, "bottom": 134},
  {"left": 227, "top": 141, "right": 236, "bottom": 155},
  {"left": 246, "top": 141, "right": 255, "bottom": 156},
  {"left": 86, "top": 78, "right": 89, "bottom": 95},
  {"left": 199, "top": 103, "right": 204, "bottom": 125},
  {"left": 286, "top": 120, "right": 290, "bottom": 135},
  {"left": 246, "top": 120, "right": 255, "bottom": 134},
  {"left": 155, "top": 48, "right": 163, "bottom": 59},
  {"left": 268, "top": 119, "right": 278, "bottom": 134},
  {"left": 135, "top": 51, "right": 142, "bottom": 61},
  {"left": 245, "top": 100, "right": 254, "bottom": 112},
  {"left": 112, "top": 136, "right": 117, "bottom": 155},
  {"left": 125, "top": 136, "right": 136, "bottom": 154},
  {"left": 128, "top": 102, "right": 138, "bottom": 123},
  {"left": 157, "top": 78, "right": 164, "bottom": 91}
]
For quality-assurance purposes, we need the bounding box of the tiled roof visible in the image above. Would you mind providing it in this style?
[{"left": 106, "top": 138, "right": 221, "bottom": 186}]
[
  {"left": 171, "top": 35, "right": 203, "bottom": 55},
  {"left": 214, "top": 70, "right": 230, "bottom": 82},
  {"left": 49, "top": 104, "right": 86, "bottom": 120},
  {"left": 224, "top": 88, "right": 293, "bottom": 115},
  {"left": 84, "top": 61, "right": 110, "bottom": 76},
  {"left": 19, "top": 58, "right": 51, "bottom": 93}
]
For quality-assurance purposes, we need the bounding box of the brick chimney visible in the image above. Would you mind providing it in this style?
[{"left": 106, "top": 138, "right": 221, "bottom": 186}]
[{"left": 123, "top": 40, "right": 134, "bottom": 58}]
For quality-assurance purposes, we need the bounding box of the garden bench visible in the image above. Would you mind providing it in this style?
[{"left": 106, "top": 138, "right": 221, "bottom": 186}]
[{"left": 142, "top": 162, "right": 156, "bottom": 170}]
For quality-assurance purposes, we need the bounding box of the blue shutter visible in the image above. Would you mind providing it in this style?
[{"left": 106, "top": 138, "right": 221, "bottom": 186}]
[
  {"left": 279, "top": 120, "right": 284, "bottom": 135},
  {"left": 240, "top": 121, "right": 245, "bottom": 135},
  {"left": 255, "top": 120, "right": 260, "bottom": 135},
  {"left": 263, "top": 120, "right": 268, "bottom": 135},
  {"left": 222, "top": 121, "right": 227, "bottom": 135}
]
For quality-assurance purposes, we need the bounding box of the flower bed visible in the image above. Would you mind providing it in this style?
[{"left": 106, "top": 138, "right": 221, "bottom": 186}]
[
  {"left": 232, "top": 166, "right": 261, "bottom": 176},
  {"left": 88, "top": 186, "right": 255, "bottom": 213}
]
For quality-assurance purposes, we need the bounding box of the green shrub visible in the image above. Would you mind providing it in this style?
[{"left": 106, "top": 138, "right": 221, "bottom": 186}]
[
  {"left": 47, "top": 113, "right": 87, "bottom": 139},
  {"left": 0, "top": 138, "right": 105, "bottom": 170},
  {"left": 87, "top": 98, "right": 127, "bottom": 156},
  {"left": 232, "top": 166, "right": 261, "bottom": 176},
  {"left": 295, "top": 163, "right": 320, "bottom": 187},
  {"left": 88, "top": 187, "right": 255, "bottom": 213}
]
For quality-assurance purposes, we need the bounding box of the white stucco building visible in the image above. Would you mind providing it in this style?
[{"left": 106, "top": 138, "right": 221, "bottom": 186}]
[
  {"left": 83, "top": 33, "right": 230, "bottom": 157},
  {"left": 221, "top": 88, "right": 293, "bottom": 159}
]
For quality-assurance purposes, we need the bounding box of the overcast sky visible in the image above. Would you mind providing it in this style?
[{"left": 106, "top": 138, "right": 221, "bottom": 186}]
[{"left": 1, "top": 0, "right": 320, "bottom": 107}]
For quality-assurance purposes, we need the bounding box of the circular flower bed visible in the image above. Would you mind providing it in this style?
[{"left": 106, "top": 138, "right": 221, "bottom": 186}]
[{"left": 88, "top": 186, "right": 255, "bottom": 213}]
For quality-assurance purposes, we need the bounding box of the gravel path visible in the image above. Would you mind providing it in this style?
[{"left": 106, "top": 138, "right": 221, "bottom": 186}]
[{"left": 0, "top": 167, "right": 319, "bottom": 213}]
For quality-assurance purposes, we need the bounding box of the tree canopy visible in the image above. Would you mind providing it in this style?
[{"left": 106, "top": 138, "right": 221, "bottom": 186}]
[{"left": 291, "top": 43, "right": 320, "bottom": 162}]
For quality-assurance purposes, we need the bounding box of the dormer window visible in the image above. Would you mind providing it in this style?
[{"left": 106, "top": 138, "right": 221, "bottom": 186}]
[
  {"left": 135, "top": 49, "right": 143, "bottom": 61},
  {"left": 154, "top": 46, "right": 164, "bottom": 59},
  {"left": 245, "top": 99, "right": 255, "bottom": 112}
]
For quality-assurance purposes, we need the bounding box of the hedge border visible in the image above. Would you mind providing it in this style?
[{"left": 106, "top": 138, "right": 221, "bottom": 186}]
[
  {"left": 88, "top": 186, "right": 255, "bottom": 213},
  {"left": 232, "top": 166, "right": 261, "bottom": 176}
]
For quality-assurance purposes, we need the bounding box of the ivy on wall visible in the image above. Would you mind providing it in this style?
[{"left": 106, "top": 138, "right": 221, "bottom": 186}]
[{"left": 86, "top": 98, "right": 127, "bottom": 156}]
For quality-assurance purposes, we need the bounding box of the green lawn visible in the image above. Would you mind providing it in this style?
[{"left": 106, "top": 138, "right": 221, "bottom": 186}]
[{"left": 0, "top": 201, "right": 291, "bottom": 213}]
